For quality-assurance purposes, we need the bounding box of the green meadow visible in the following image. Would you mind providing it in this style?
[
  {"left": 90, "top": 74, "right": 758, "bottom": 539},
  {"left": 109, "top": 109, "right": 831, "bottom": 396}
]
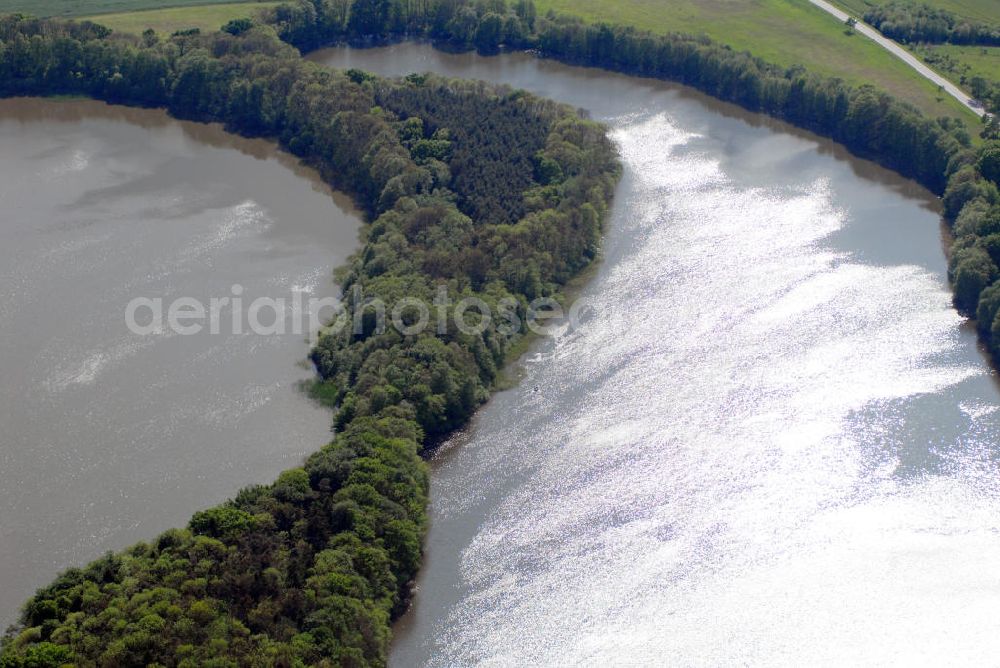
[{"left": 84, "top": 2, "right": 279, "bottom": 35}]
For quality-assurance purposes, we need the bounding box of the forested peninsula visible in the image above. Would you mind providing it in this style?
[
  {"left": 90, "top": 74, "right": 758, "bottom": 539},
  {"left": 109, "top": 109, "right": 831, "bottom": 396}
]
[
  {"left": 266, "top": 0, "right": 1000, "bottom": 370},
  {"left": 0, "top": 14, "right": 618, "bottom": 667},
  {"left": 3, "top": 1, "right": 1000, "bottom": 666}
]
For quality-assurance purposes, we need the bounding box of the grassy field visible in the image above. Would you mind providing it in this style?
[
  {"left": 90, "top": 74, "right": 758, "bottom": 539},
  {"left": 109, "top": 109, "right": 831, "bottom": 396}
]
[
  {"left": 534, "top": 0, "right": 976, "bottom": 120},
  {"left": 0, "top": 0, "right": 272, "bottom": 18},
  {"left": 914, "top": 43, "right": 1000, "bottom": 82},
  {"left": 83, "top": 2, "right": 280, "bottom": 35}
]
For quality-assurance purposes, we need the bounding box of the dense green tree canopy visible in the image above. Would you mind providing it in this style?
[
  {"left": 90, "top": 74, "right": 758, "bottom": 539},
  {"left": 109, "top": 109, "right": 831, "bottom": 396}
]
[
  {"left": 863, "top": 1, "right": 1000, "bottom": 46},
  {"left": 979, "top": 141, "right": 1000, "bottom": 185}
]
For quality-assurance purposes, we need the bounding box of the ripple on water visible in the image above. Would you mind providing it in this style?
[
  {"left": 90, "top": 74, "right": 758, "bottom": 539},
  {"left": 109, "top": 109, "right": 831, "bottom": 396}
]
[
  {"left": 0, "top": 99, "right": 361, "bottom": 625},
  {"left": 414, "top": 111, "right": 1000, "bottom": 667}
]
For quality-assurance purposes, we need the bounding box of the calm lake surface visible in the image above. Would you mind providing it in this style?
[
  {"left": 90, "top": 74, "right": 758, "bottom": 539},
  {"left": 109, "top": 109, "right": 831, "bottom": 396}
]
[
  {"left": 0, "top": 99, "right": 360, "bottom": 624},
  {"left": 311, "top": 44, "right": 1000, "bottom": 665}
]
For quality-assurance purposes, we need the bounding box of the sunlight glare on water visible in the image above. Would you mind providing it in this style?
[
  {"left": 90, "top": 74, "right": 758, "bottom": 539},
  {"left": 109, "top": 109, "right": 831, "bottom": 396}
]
[
  {"left": 405, "top": 111, "right": 1000, "bottom": 666},
  {"left": 321, "top": 43, "right": 1000, "bottom": 664}
]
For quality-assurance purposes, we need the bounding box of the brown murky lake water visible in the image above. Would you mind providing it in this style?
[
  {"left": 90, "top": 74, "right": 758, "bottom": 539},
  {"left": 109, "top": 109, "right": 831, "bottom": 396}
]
[{"left": 0, "top": 98, "right": 361, "bottom": 624}]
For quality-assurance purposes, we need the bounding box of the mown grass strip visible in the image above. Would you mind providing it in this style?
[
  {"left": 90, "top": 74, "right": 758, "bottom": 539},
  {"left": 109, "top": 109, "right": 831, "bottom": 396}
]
[{"left": 82, "top": 2, "right": 281, "bottom": 36}]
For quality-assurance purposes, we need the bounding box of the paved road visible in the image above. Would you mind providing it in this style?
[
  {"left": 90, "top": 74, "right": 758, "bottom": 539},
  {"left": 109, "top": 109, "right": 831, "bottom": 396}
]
[{"left": 808, "top": 0, "right": 987, "bottom": 118}]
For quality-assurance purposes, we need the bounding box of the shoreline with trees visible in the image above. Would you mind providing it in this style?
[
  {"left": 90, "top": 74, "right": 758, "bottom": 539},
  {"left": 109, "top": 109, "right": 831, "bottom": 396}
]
[
  {"left": 1, "top": 1, "right": 1000, "bottom": 665},
  {"left": 0, "top": 12, "right": 619, "bottom": 666}
]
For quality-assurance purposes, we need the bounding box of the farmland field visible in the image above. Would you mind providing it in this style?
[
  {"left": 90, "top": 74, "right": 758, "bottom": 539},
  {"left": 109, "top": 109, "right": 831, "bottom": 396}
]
[
  {"left": 84, "top": 2, "right": 280, "bottom": 35},
  {"left": 0, "top": 0, "right": 271, "bottom": 18},
  {"left": 916, "top": 43, "right": 1000, "bottom": 83}
]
